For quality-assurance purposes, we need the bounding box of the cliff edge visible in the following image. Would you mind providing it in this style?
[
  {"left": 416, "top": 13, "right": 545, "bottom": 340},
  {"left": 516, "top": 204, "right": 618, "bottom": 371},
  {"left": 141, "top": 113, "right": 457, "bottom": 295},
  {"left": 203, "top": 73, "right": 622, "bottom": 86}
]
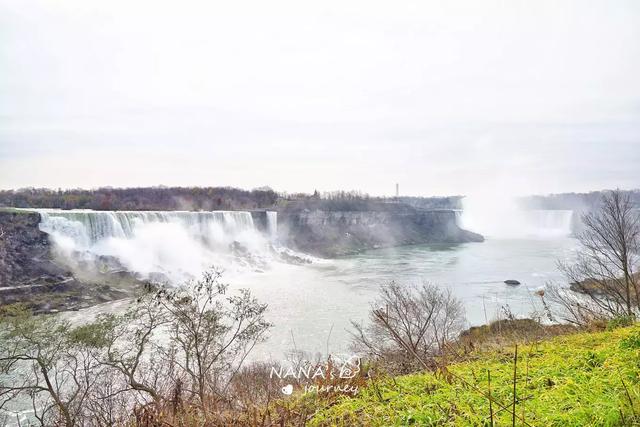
[{"left": 278, "top": 205, "right": 483, "bottom": 257}]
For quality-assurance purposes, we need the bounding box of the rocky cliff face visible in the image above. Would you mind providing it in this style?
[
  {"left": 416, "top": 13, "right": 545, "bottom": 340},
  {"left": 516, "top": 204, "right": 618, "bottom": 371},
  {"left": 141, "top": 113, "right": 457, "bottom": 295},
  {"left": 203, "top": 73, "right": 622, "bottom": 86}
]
[
  {"left": 0, "top": 210, "right": 130, "bottom": 312},
  {"left": 0, "top": 210, "right": 69, "bottom": 287},
  {"left": 278, "top": 207, "right": 483, "bottom": 256}
]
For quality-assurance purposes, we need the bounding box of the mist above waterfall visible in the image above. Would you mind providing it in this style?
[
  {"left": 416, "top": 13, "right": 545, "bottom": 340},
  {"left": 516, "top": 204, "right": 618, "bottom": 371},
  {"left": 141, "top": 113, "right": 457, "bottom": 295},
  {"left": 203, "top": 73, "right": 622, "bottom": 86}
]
[
  {"left": 36, "top": 209, "right": 291, "bottom": 284},
  {"left": 459, "top": 194, "right": 573, "bottom": 239}
]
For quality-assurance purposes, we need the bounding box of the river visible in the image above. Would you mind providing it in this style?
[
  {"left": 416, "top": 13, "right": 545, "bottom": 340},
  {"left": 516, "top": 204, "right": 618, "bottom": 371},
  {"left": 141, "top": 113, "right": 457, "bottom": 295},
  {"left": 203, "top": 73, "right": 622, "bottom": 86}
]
[{"left": 232, "top": 236, "right": 577, "bottom": 359}]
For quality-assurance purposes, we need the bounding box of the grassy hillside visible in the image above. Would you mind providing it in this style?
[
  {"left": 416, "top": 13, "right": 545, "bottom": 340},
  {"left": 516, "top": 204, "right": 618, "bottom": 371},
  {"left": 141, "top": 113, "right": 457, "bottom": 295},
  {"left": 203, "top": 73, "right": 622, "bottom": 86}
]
[{"left": 309, "top": 325, "right": 640, "bottom": 426}]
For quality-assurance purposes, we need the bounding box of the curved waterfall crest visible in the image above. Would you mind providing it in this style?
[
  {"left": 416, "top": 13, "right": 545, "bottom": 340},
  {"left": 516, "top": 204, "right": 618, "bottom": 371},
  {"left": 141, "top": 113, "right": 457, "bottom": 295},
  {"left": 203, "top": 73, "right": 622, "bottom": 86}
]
[{"left": 37, "top": 210, "right": 260, "bottom": 247}]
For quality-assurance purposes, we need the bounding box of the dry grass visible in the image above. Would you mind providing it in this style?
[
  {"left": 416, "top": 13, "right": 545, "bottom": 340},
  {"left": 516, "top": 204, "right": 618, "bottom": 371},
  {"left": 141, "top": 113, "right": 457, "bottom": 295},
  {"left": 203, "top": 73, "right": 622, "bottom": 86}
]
[
  {"left": 129, "top": 356, "right": 369, "bottom": 427},
  {"left": 125, "top": 317, "right": 587, "bottom": 427}
]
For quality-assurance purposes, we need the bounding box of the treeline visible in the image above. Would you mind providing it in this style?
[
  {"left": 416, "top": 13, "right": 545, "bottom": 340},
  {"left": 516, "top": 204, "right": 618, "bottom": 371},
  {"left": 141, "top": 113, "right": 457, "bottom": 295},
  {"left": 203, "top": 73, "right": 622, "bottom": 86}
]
[
  {"left": 279, "top": 190, "right": 392, "bottom": 212},
  {"left": 0, "top": 187, "right": 279, "bottom": 211},
  {"left": 279, "top": 190, "right": 461, "bottom": 212},
  {"left": 3, "top": 186, "right": 638, "bottom": 213},
  {"left": 0, "top": 187, "right": 464, "bottom": 212},
  {"left": 398, "top": 195, "right": 462, "bottom": 210}
]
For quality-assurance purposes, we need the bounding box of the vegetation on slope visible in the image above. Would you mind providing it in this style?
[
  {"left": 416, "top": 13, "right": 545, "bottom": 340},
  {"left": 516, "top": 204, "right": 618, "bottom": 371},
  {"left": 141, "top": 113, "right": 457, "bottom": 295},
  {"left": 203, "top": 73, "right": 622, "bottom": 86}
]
[{"left": 309, "top": 324, "right": 640, "bottom": 426}]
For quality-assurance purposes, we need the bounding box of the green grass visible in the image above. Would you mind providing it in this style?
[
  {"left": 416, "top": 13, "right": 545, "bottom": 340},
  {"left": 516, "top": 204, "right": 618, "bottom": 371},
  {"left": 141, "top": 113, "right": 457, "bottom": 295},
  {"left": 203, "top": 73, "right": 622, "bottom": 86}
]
[{"left": 310, "top": 325, "right": 640, "bottom": 426}]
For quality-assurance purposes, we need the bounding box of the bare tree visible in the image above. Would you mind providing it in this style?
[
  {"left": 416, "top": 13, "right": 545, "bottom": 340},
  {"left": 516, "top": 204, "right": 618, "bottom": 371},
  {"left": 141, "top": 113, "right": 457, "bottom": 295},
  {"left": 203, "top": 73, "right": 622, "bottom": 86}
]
[
  {"left": 350, "top": 282, "right": 465, "bottom": 373},
  {"left": 0, "top": 270, "right": 272, "bottom": 424},
  {"left": 0, "top": 305, "right": 104, "bottom": 426},
  {"left": 551, "top": 189, "right": 640, "bottom": 325},
  {"left": 156, "top": 270, "right": 272, "bottom": 411},
  {"left": 86, "top": 296, "right": 171, "bottom": 407}
]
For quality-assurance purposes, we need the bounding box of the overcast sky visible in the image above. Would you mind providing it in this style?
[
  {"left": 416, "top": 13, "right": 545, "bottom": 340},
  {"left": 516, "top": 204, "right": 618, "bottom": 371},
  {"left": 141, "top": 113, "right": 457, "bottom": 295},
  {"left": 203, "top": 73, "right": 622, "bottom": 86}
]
[{"left": 0, "top": 0, "right": 638, "bottom": 196}]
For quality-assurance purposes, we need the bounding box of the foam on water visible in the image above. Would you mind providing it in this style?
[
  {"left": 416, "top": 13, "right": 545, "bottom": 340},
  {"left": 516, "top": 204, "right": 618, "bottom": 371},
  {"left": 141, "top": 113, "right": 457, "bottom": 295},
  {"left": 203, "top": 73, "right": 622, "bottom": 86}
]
[{"left": 35, "top": 209, "right": 291, "bottom": 283}]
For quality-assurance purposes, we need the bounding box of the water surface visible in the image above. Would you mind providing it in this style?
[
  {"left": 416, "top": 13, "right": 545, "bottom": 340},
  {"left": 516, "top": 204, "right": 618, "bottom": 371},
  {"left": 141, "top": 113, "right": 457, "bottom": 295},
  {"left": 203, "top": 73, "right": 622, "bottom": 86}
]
[{"left": 233, "top": 237, "right": 577, "bottom": 359}]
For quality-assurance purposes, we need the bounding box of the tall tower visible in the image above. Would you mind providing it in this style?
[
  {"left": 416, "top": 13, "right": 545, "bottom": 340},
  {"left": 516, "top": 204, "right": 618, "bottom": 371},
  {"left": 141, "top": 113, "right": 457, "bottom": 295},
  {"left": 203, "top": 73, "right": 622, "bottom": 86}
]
[{"left": 395, "top": 183, "right": 399, "bottom": 198}]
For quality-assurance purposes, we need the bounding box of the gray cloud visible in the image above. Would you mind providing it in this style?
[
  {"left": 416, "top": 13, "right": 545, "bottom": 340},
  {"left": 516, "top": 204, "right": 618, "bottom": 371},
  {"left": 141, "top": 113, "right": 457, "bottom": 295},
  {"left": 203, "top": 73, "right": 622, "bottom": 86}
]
[{"left": 1, "top": 0, "right": 639, "bottom": 196}]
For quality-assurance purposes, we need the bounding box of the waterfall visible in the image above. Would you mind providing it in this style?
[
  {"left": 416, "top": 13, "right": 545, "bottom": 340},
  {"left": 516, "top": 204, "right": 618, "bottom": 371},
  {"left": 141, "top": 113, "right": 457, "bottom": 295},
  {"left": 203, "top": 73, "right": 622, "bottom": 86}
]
[
  {"left": 266, "top": 211, "right": 278, "bottom": 240},
  {"left": 460, "top": 196, "right": 574, "bottom": 238},
  {"left": 523, "top": 210, "right": 573, "bottom": 237},
  {"left": 36, "top": 209, "right": 279, "bottom": 283}
]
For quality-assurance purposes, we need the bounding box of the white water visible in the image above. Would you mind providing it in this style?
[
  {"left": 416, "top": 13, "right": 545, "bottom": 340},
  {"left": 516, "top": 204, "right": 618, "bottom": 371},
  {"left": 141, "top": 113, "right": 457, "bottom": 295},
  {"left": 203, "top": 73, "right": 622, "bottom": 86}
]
[
  {"left": 266, "top": 211, "right": 278, "bottom": 240},
  {"left": 36, "top": 209, "right": 282, "bottom": 283},
  {"left": 460, "top": 196, "right": 574, "bottom": 238},
  {"left": 523, "top": 209, "right": 573, "bottom": 237}
]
